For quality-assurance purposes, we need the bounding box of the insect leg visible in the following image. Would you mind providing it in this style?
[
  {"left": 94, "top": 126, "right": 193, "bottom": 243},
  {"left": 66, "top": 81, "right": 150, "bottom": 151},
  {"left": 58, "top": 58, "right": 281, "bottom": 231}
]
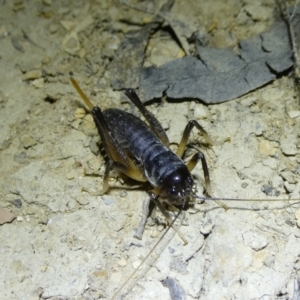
[
  {"left": 150, "top": 191, "right": 188, "bottom": 245},
  {"left": 186, "top": 151, "right": 228, "bottom": 210},
  {"left": 101, "top": 160, "right": 113, "bottom": 195},
  {"left": 134, "top": 197, "right": 151, "bottom": 240},
  {"left": 124, "top": 89, "right": 170, "bottom": 147},
  {"left": 79, "top": 160, "right": 112, "bottom": 196},
  {"left": 177, "top": 119, "right": 215, "bottom": 158}
]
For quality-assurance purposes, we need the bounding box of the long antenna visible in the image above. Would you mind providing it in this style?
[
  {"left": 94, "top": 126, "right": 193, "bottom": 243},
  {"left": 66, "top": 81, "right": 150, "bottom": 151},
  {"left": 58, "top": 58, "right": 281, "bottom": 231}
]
[
  {"left": 70, "top": 77, "right": 94, "bottom": 110},
  {"left": 193, "top": 194, "right": 300, "bottom": 202},
  {"left": 111, "top": 202, "right": 186, "bottom": 300}
]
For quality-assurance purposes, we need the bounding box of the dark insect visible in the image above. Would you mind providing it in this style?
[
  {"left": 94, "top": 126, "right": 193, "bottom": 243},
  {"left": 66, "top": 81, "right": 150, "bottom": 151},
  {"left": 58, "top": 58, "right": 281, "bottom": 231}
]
[
  {"left": 70, "top": 78, "right": 300, "bottom": 300},
  {"left": 70, "top": 78, "right": 227, "bottom": 244}
]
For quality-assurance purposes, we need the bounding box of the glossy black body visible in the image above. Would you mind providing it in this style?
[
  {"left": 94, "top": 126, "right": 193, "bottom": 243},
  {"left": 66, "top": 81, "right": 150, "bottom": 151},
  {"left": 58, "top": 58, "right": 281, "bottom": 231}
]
[{"left": 102, "top": 108, "right": 193, "bottom": 199}]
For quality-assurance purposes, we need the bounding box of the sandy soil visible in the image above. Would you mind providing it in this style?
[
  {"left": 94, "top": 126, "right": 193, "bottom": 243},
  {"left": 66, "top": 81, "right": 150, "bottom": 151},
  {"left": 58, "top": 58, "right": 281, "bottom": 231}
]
[{"left": 0, "top": 0, "right": 300, "bottom": 299}]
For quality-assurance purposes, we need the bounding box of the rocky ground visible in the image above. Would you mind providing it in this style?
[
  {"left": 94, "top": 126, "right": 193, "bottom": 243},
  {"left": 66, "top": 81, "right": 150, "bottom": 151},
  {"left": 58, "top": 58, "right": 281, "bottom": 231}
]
[{"left": 0, "top": 0, "right": 300, "bottom": 299}]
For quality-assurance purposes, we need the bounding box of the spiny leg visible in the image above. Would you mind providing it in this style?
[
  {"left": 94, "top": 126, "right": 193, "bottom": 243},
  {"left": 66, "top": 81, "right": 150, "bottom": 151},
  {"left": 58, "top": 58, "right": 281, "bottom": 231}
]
[
  {"left": 177, "top": 120, "right": 228, "bottom": 210},
  {"left": 177, "top": 119, "right": 215, "bottom": 158},
  {"left": 149, "top": 191, "right": 188, "bottom": 245},
  {"left": 186, "top": 152, "right": 228, "bottom": 210},
  {"left": 124, "top": 89, "right": 170, "bottom": 147},
  {"left": 73, "top": 78, "right": 166, "bottom": 241},
  {"left": 186, "top": 151, "right": 211, "bottom": 194}
]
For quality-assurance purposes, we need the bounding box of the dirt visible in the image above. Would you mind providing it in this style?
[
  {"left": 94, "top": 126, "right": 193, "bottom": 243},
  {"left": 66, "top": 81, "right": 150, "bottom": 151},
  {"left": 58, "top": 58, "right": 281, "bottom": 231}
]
[{"left": 0, "top": 0, "right": 300, "bottom": 299}]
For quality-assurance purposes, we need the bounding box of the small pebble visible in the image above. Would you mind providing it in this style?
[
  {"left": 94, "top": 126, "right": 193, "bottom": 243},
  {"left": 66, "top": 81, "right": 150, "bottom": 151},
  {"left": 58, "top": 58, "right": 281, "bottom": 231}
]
[
  {"left": 295, "top": 209, "right": 300, "bottom": 221},
  {"left": 200, "top": 219, "right": 214, "bottom": 235},
  {"left": 132, "top": 259, "right": 142, "bottom": 270},
  {"left": 80, "top": 115, "right": 97, "bottom": 136},
  {"left": 66, "top": 171, "right": 75, "bottom": 180},
  {"left": 280, "top": 171, "right": 298, "bottom": 184},
  {"left": 259, "top": 140, "right": 276, "bottom": 156},
  {"left": 34, "top": 108, "right": 42, "bottom": 116},
  {"left": 119, "top": 190, "right": 127, "bottom": 198},
  {"left": 49, "top": 24, "right": 58, "bottom": 34},
  {"left": 61, "top": 20, "right": 77, "bottom": 31},
  {"left": 243, "top": 231, "right": 268, "bottom": 251},
  {"left": 0, "top": 207, "right": 16, "bottom": 224},
  {"left": 262, "top": 157, "right": 278, "bottom": 170},
  {"left": 40, "top": 265, "right": 48, "bottom": 272},
  {"left": 22, "top": 69, "right": 42, "bottom": 81},
  {"left": 117, "top": 257, "right": 127, "bottom": 267},
  {"left": 194, "top": 105, "right": 208, "bottom": 119},
  {"left": 21, "top": 134, "right": 37, "bottom": 149},
  {"left": 280, "top": 135, "right": 298, "bottom": 156},
  {"left": 74, "top": 108, "right": 86, "bottom": 119},
  {"left": 12, "top": 199, "right": 22, "bottom": 208},
  {"left": 31, "top": 78, "right": 44, "bottom": 89},
  {"left": 62, "top": 31, "right": 80, "bottom": 55},
  {"left": 287, "top": 110, "right": 300, "bottom": 119},
  {"left": 240, "top": 97, "right": 257, "bottom": 107},
  {"left": 101, "top": 195, "right": 114, "bottom": 206},
  {"left": 70, "top": 119, "right": 81, "bottom": 130},
  {"left": 76, "top": 196, "right": 90, "bottom": 205},
  {"left": 151, "top": 228, "right": 160, "bottom": 238}
]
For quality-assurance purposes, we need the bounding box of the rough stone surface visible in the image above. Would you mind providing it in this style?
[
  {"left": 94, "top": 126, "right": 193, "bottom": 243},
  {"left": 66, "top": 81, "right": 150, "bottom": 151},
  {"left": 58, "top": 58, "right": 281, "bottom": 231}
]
[{"left": 0, "top": 1, "right": 300, "bottom": 300}]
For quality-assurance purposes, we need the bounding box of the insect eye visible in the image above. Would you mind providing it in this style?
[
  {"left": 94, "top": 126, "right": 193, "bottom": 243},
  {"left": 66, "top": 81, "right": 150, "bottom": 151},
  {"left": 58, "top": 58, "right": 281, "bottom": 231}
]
[{"left": 170, "top": 187, "right": 177, "bottom": 196}]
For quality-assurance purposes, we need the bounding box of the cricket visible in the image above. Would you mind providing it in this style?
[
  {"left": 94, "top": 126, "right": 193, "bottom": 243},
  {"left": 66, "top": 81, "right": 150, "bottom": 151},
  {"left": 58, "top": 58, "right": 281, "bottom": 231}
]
[
  {"left": 71, "top": 77, "right": 228, "bottom": 243},
  {"left": 71, "top": 77, "right": 300, "bottom": 299}
]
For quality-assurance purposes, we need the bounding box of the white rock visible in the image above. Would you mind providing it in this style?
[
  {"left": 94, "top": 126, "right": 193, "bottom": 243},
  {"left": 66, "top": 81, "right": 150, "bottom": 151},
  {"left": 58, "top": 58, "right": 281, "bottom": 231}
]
[
  {"left": 117, "top": 257, "right": 127, "bottom": 267},
  {"left": 194, "top": 105, "right": 209, "bottom": 119},
  {"left": 243, "top": 230, "right": 268, "bottom": 251},
  {"left": 287, "top": 110, "right": 300, "bottom": 119}
]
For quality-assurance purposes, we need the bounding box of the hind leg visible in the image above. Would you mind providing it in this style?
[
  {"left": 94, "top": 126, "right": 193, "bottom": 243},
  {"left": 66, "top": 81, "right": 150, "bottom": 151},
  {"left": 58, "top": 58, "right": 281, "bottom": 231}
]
[{"left": 124, "top": 89, "right": 170, "bottom": 147}]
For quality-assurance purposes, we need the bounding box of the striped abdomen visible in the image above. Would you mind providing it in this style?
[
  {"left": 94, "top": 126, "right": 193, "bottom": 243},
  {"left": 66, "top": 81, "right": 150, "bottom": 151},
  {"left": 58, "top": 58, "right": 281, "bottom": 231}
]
[{"left": 103, "top": 108, "right": 186, "bottom": 187}]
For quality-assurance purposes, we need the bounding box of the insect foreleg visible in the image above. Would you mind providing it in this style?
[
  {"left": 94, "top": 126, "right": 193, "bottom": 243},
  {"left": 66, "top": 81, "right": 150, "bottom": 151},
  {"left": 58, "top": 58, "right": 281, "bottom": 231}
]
[
  {"left": 149, "top": 191, "right": 188, "bottom": 245},
  {"left": 186, "top": 152, "right": 228, "bottom": 210},
  {"left": 176, "top": 119, "right": 228, "bottom": 210}
]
